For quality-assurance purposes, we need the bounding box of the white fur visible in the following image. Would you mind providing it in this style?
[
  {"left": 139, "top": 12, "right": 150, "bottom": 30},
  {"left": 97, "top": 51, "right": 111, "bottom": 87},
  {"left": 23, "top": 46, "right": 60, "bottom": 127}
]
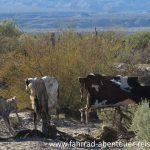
[
  {"left": 120, "top": 76, "right": 131, "bottom": 89},
  {"left": 26, "top": 76, "right": 59, "bottom": 113},
  {"left": 94, "top": 99, "right": 107, "bottom": 107},
  {"left": 111, "top": 79, "right": 121, "bottom": 86},
  {"left": 91, "top": 100, "right": 108, "bottom": 109},
  {"left": 27, "top": 78, "right": 37, "bottom": 109},
  {"left": 111, "top": 75, "right": 132, "bottom": 92},
  {"left": 92, "top": 84, "right": 99, "bottom": 92},
  {"left": 42, "top": 76, "right": 59, "bottom": 109},
  {"left": 89, "top": 73, "right": 96, "bottom": 76}
]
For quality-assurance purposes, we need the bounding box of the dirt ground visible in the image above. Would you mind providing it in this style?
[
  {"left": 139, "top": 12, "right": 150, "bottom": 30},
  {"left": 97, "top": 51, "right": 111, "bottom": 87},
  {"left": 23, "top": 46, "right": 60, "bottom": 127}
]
[
  {"left": 0, "top": 111, "right": 102, "bottom": 150},
  {"left": 0, "top": 111, "right": 143, "bottom": 150}
]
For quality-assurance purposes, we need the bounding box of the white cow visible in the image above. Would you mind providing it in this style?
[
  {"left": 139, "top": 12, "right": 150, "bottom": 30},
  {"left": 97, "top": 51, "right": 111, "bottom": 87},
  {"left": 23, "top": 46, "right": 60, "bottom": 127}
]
[{"left": 25, "top": 76, "right": 59, "bottom": 119}]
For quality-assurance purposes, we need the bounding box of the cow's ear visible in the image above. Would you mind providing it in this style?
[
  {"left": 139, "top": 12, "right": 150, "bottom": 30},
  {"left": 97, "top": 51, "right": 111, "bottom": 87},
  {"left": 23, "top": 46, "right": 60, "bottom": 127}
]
[
  {"left": 78, "top": 77, "right": 85, "bottom": 84},
  {"left": 12, "top": 96, "right": 17, "bottom": 102},
  {"left": 25, "top": 78, "right": 28, "bottom": 83},
  {"left": 13, "top": 96, "right": 16, "bottom": 100}
]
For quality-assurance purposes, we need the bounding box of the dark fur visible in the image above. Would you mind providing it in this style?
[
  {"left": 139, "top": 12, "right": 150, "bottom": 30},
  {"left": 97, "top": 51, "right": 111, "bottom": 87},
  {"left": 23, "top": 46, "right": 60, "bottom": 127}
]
[{"left": 79, "top": 74, "right": 150, "bottom": 108}]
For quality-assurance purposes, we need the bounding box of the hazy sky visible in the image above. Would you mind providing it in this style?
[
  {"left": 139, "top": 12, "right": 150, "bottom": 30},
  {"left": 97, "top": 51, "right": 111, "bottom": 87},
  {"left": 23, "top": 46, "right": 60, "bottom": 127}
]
[{"left": 0, "top": 0, "right": 150, "bottom": 13}]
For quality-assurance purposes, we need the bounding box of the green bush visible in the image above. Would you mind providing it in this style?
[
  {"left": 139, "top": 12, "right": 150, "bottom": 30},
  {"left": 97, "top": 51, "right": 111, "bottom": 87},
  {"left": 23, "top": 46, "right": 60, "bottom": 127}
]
[
  {"left": 130, "top": 100, "right": 150, "bottom": 142},
  {"left": 0, "top": 20, "right": 21, "bottom": 37},
  {"left": 126, "top": 32, "right": 150, "bottom": 50},
  {"left": 97, "top": 106, "right": 135, "bottom": 130},
  {"left": 0, "top": 20, "right": 22, "bottom": 53}
]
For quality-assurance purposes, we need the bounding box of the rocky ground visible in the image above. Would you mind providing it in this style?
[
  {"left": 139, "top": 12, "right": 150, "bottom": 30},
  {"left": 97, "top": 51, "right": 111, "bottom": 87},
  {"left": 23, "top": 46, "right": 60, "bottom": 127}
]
[
  {"left": 0, "top": 111, "right": 102, "bottom": 150},
  {"left": 0, "top": 111, "right": 143, "bottom": 150}
]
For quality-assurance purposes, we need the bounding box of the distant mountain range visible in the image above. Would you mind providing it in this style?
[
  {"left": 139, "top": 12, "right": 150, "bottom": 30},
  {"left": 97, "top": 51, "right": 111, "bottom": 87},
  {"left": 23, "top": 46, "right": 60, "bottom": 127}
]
[
  {"left": 0, "top": 0, "right": 150, "bottom": 13},
  {"left": 0, "top": 12, "right": 149, "bottom": 32},
  {"left": 0, "top": 0, "right": 150, "bottom": 32}
]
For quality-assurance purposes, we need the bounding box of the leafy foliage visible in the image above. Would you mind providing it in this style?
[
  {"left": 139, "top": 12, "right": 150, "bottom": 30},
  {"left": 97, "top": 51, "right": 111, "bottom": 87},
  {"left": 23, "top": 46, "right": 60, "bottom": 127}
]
[
  {"left": 130, "top": 100, "right": 150, "bottom": 142},
  {"left": 0, "top": 20, "right": 21, "bottom": 53},
  {"left": 0, "top": 20, "right": 21, "bottom": 37}
]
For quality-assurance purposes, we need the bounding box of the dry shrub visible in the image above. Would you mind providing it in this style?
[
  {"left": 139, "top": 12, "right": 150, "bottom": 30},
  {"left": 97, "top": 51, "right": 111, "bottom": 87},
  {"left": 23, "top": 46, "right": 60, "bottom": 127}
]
[
  {"left": 130, "top": 100, "right": 150, "bottom": 142},
  {"left": 1, "top": 20, "right": 150, "bottom": 111}
]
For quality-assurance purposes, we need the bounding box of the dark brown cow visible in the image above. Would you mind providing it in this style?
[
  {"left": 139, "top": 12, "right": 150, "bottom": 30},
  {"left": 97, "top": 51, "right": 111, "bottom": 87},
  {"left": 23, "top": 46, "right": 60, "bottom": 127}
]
[{"left": 78, "top": 73, "right": 146, "bottom": 123}]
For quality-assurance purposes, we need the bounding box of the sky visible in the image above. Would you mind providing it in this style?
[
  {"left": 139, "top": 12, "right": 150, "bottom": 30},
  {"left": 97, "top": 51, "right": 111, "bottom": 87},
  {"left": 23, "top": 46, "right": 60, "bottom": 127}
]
[{"left": 0, "top": 0, "right": 150, "bottom": 13}]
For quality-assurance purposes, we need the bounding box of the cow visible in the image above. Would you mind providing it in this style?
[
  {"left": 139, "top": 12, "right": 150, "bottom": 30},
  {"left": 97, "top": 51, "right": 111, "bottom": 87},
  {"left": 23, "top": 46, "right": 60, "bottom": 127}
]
[
  {"left": 0, "top": 96, "right": 22, "bottom": 134},
  {"left": 78, "top": 73, "right": 144, "bottom": 123},
  {"left": 111, "top": 75, "right": 150, "bottom": 99},
  {"left": 25, "top": 76, "right": 59, "bottom": 133}
]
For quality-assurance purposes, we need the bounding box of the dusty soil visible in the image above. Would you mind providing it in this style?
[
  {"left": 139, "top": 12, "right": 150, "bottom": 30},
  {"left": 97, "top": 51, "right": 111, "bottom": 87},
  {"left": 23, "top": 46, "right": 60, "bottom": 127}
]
[
  {"left": 0, "top": 111, "right": 142, "bottom": 150},
  {"left": 0, "top": 111, "right": 101, "bottom": 150}
]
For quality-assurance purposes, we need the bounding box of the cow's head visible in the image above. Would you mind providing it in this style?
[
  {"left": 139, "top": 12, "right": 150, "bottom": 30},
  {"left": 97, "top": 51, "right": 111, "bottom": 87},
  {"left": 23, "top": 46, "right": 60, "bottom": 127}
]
[
  {"left": 78, "top": 77, "right": 88, "bottom": 102},
  {"left": 25, "top": 78, "right": 32, "bottom": 94},
  {"left": 7, "top": 96, "right": 18, "bottom": 111}
]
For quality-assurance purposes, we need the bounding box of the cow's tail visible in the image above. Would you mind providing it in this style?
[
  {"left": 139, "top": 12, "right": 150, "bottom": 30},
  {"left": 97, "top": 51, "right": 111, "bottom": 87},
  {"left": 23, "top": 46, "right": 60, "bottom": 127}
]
[{"left": 57, "top": 85, "right": 60, "bottom": 100}]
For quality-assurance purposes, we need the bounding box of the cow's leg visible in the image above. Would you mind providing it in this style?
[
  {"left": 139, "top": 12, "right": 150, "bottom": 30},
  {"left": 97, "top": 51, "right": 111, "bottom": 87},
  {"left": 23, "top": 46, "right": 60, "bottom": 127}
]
[
  {"left": 85, "top": 93, "right": 90, "bottom": 124},
  {"left": 85, "top": 108, "right": 89, "bottom": 124},
  {"left": 47, "top": 109, "right": 53, "bottom": 125},
  {"left": 81, "top": 110, "right": 84, "bottom": 123},
  {"left": 3, "top": 117, "right": 14, "bottom": 135},
  {"left": 33, "top": 112, "right": 37, "bottom": 130},
  {"left": 48, "top": 115, "right": 51, "bottom": 125},
  {"left": 41, "top": 111, "right": 50, "bottom": 134},
  {"left": 34, "top": 97, "right": 40, "bottom": 130},
  {"left": 15, "top": 110, "right": 23, "bottom": 127},
  {"left": 79, "top": 108, "right": 84, "bottom": 123},
  {"left": 79, "top": 107, "right": 86, "bottom": 123},
  {"left": 113, "top": 108, "right": 117, "bottom": 126},
  {"left": 56, "top": 108, "right": 59, "bottom": 120}
]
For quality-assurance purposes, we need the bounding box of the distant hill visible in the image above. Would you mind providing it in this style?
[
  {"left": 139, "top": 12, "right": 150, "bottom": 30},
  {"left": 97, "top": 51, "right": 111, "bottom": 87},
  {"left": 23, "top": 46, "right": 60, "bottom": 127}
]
[
  {"left": 0, "top": 0, "right": 150, "bottom": 32},
  {"left": 0, "top": 12, "right": 150, "bottom": 32}
]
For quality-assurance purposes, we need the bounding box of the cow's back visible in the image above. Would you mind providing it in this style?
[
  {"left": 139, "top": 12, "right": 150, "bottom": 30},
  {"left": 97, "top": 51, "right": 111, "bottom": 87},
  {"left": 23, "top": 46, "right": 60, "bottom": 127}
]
[{"left": 42, "top": 76, "right": 59, "bottom": 108}]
